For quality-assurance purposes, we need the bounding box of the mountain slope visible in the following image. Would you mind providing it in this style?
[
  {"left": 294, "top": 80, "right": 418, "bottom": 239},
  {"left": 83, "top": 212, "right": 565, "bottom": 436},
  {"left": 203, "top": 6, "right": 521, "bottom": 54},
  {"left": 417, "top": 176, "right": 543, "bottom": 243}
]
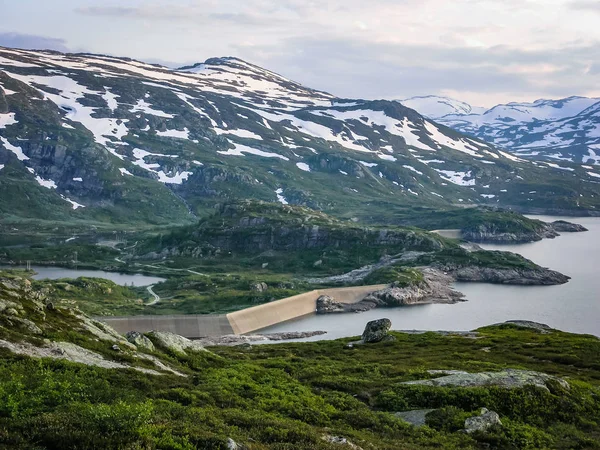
[
  {"left": 418, "top": 96, "right": 600, "bottom": 165},
  {"left": 2, "top": 47, "right": 600, "bottom": 225},
  {"left": 400, "top": 95, "right": 486, "bottom": 118}
]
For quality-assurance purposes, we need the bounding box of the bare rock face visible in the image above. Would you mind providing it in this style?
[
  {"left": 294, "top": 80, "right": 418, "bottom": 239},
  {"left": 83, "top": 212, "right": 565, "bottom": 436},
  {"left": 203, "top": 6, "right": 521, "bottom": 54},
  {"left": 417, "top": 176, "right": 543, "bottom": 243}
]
[
  {"left": 146, "top": 330, "right": 206, "bottom": 355},
  {"left": 446, "top": 266, "right": 570, "bottom": 285},
  {"left": 403, "top": 368, "right": 570, "bottom": 391},
  {"left": 126, "top": 331, "right": 156, "bottom": 352},
  {"left": 316, "top": 268, "right": 464, "bottom": 314},
  {"left": 361, "top": 318, "right": 392, "bottom": 343},
  {"left": 316, "top": 295, "right": 346, "bottom": 314},
  {"left": 464, "top": 408, "right": 502, "bottom": 434}
]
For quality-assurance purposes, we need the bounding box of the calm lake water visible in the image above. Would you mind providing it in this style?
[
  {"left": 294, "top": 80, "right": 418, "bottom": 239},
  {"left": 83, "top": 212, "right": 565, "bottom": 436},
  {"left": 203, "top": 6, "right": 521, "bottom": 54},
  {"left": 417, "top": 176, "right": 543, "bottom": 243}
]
[
  {"left": 262, "top": 216, "right": 600, "bottom": 340},
  {"left": 0, "top": 265, "right": 165, "bottom": 287}
]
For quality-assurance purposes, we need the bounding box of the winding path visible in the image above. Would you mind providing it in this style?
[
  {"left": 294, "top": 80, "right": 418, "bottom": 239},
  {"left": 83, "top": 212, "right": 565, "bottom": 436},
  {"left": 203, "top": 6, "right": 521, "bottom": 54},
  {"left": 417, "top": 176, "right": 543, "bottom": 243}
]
[{"left": 146, "top": 285, "right": 160, "bottom": 306}]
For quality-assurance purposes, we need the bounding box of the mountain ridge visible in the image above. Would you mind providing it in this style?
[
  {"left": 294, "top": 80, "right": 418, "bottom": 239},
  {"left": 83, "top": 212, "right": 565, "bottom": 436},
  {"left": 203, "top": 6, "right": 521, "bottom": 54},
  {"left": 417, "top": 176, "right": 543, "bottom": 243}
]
[
  {"left": 2, "top": 46, "right": 600, "bottom": 226},
  {"left": 403, "top": 94, "right": 600, "bottom": 164}
]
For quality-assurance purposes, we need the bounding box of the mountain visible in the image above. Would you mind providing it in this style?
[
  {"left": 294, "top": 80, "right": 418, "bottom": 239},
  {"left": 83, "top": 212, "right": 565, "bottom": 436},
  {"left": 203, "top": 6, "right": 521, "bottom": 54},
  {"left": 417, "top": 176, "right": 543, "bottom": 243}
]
[
  {"left": 416, "top": 96, "right": 600, "bottom": 165},
  {"left": 400, "top": 95, "right": 486, "bottom": 118},
  {"left": 2, "top": 47, "right": 600, "bottom": 226}
]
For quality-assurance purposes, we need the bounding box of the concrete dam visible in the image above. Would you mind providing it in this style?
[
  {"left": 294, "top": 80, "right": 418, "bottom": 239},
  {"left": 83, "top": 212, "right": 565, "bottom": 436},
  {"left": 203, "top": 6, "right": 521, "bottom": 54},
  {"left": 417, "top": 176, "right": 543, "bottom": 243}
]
[{"left": 101, "top": 284, "right": 387, "bottom": 338}]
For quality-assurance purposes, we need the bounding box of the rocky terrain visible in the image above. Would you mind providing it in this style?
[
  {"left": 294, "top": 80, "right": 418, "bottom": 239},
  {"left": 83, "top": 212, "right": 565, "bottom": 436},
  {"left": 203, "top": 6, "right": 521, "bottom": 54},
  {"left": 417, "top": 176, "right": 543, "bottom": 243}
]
[
  {"left": 461, "top": 218, "right": 587, "bottom": 244},
  {"left": 316, "top": 268, "right": 464, "bottom": 314}
]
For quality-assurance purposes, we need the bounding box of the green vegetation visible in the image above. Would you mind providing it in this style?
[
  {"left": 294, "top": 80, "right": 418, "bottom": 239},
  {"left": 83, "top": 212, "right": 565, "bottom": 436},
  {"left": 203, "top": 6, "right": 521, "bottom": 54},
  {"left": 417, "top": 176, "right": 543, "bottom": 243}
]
[
  {"left": 362, "top": 266, "right": 425, "bottom": 286},
  {"left": 2, "top": 322, "right": 600, "bottom": 448},
  {"left": 415, "top": 248, "right": 538, "bottom": 270},
  {"left": 3, "top": 273, "right": 600, "bottom": 449}
]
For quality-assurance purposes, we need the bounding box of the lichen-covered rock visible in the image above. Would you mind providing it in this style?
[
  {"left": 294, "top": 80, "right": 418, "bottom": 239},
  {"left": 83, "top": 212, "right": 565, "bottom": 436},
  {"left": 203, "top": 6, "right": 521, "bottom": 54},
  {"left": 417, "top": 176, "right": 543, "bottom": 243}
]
[
  {"left": 146, "top": 330, "right": 206, "bottom": 355},
  {"left": 322, "top": 435, "right": 362, "bottom": 449},
  {"left": 464, "top": 408, "right": 502, "bottom": 433},
  {"left": 126, "top": 331, "right": 156, "bottom": 352},
  {"left": 362, "top": 318, "right": 392, "bottom": 343},
  {"left": 250, "top": 282, "right": 268, "bottom": 293},
  {"left": 403, "top": 369, "right": 569, "bottom": 391}
]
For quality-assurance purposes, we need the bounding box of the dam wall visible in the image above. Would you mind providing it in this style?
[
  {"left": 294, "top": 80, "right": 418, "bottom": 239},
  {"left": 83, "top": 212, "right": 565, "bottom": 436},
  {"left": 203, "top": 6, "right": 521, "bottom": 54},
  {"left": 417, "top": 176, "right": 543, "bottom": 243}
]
[
  {"left": 100, "top": 284, "right": 387, "bottom": 338},
  {"left": 227, "top": 284, "right": 387, "bottom": 334},
  {"left": 101, "top": 314, "right": 234, "bottom": 338}
]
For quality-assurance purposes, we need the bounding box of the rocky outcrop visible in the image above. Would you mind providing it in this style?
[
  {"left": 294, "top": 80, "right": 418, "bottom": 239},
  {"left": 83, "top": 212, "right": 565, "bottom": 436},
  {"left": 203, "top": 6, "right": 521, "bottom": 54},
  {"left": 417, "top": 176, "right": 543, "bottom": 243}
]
[
  {"left": 462, "top": 223, "right": 558, "bottom": 243},
  {"left": 316, "top": 295, "right": 344, "bottom": 313},
  {"left": 316, "top": 268, "right": 464, "bottom": 314},
  {"left": 550, "top": 220, "right": 588, "bottom": 232},
  {"left": 126, "top": 331, "right": 156, "bottom": 352},
  {"left": 464, "top": 408, "right": 502, "bottom": 434},
  {"left": 145, "top": 330, "right": 207, "bottom": 355},
  {"left": 461, "top": 219, "right": 587, "bottom": 244},
  {"left": 444, "top": 265, "right": 570, "bottom": 285},
  {"left": 403, "top": 368, "right": 570, "bottom": 391},
  {"left": 192, "top": 331, "right": 327, "bottom": 347}
]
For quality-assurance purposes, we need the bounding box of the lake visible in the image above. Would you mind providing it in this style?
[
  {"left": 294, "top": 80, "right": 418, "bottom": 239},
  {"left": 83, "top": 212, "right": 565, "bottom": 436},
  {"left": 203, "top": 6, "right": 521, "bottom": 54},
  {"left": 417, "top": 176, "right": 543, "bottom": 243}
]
[
  {"left": 262, "top": 216, "right": 600, "bottom": 340},
  {"left": 0, "top": 265, "right": 165, "bottom": 287}
]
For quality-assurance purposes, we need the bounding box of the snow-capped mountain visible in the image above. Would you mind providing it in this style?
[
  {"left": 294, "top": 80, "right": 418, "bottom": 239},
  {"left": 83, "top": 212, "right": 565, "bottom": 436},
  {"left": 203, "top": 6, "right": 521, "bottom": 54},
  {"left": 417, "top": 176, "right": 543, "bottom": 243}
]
[
  {"left": 1, "top": 47, "right": 600, "bottom": 224},
  {"left": 400, "top": 96, "right": 486, "bottom": 119},
  {"left": 412, "top": 96, "right": 600, "bottom": 165}
]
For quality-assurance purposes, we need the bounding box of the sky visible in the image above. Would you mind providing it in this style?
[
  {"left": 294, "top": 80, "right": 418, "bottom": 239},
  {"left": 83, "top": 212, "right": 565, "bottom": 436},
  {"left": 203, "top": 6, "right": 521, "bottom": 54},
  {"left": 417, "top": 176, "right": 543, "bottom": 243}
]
[{"left": 1, "top": 0, "right": 600, "bottom": 107}]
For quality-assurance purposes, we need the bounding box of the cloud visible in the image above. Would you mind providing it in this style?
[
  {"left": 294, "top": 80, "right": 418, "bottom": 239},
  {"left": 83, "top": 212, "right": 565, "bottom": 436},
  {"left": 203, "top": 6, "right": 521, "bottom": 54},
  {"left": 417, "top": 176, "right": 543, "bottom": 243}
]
[
  {"left": 0, "top": 32, "right": 70, "bottom": 52},
  {"left": 569, "top": 0, "right": 600, "bottom": 11},
  {"left": 233, "top": 37, "right": 600, "bottom": 106},
  {"left": 75, "top": 4, "right": 269, "bottom": 25}
]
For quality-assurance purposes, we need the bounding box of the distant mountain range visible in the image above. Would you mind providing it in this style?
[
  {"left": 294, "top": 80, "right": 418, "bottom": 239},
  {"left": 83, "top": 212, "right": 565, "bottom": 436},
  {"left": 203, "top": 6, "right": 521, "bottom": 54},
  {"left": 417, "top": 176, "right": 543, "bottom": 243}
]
[
  {"left": 1, "top": 47, "right": 600, "bottom": 225},
  {"left": 401, "top": 95, "right": 600, "bottom": 165}
]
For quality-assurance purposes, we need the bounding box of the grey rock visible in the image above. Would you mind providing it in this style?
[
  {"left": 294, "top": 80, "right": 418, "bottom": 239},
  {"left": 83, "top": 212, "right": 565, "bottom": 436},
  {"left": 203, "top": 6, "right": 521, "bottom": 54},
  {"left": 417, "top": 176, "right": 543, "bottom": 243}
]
[
  {"left": 250, "top": 282, "right": 268, "bottom": 293},
  {"left": 316, "top": 268, "right": 464, "bottom": 314},
  {"left": 444, "top": 265, "right": 570, "bottom": 285},
  {"left": 403, "top": 368, "right": 569, "bottom": 391},
  {"left": 321, "top": 435, "right": 362, "bottom": 449},
  {"left": 146, "top": 330, "right": 206, "bottom": 355},
  {"left": 362, "top": 318, "right": 392, "bottom": 343},
  {"left": 550, "top": 220, "right": 588, "bottom": 233},
  {"left": 126, "top": 331, "right": 156, "bottom": 352},
  {"left": 316, "top": 295, "right": 346, "bottom": 314},
  {"left": 464, "top": 408, "right": 502, "bottom": 434},
  {"left": 395, "top": 409, "right": 437, "bottom": 427}
]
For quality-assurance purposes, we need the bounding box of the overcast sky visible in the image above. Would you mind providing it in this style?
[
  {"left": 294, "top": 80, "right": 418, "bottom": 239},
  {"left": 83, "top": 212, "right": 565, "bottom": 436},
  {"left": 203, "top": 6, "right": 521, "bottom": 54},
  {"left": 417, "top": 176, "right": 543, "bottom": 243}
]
[{"left": 1, "top": 0, "right": 600, "bottom": 107}]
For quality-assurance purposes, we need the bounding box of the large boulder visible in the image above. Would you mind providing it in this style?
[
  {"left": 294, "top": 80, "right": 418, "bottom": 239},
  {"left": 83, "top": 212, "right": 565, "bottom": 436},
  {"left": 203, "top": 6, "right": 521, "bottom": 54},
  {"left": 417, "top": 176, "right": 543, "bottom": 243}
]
[
  {"left": 361, "top": 318, "right": 392, "bottom": 343},
  {"left": 126, "top": 331, "right": 155, "bottom": 352},
  {"left": 464, "top": 408, "right": 502, "bottom": 433},
  {"left": 146, "top": 330, "right": 206, "bottom": 355},
  {"left": 316, "top": 295, "right": 346, "bottom": 314}
]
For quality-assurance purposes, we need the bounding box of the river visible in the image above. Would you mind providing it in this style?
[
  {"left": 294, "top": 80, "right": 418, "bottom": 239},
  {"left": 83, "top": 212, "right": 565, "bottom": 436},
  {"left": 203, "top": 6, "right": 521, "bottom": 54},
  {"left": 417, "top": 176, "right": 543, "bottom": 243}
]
[
  {"left": 0, "top": 265, "right": 165, "bottom": 287},
  {"left": 262, "top": 216, "right": 600, "bottom": 340}
]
